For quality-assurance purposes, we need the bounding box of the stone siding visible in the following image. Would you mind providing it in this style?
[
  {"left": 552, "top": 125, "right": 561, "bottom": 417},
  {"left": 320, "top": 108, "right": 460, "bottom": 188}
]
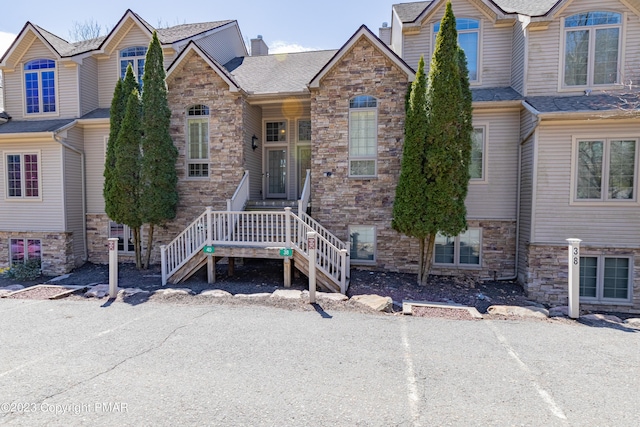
[
  {"left": 0, "top": 231, "right": 74, "bottom": 275},
  {"left": 525, "top": 244, "right": 640, "bottom": 314},
  {"left": 87, "top": 51, "right": 247, "bottom": 266},
  {"left": 310, "top": 36, "right": 409, "bottom": 272}
]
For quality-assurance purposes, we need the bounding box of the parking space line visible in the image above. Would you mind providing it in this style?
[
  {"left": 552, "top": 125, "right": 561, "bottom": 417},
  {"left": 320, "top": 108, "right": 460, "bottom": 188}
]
[
  {"left": 400, "top": 318, "right": 421, "bottom": 426},
  {"left": 486, "top": 320, "right": 568, "bottom": 422}
]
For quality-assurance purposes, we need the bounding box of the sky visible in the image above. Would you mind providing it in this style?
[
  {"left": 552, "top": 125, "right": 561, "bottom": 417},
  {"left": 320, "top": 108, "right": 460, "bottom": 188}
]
[{"left": 0, "top": 0, "right": 399, "bottom": 57}]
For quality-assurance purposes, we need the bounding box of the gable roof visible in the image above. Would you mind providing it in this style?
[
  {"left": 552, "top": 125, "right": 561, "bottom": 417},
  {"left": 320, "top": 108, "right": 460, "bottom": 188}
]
[
  {"left": 393, "top": 0, "right": 562, "bottom": 22},
  {"left": 0, "top": 10, "right": 234, "bottom": 64},
  {"left": 225, "top": 50, "right": 338, "bottom": 95},
  {"left": 166, "top": 41, "right": 241, "bottom": 92},
  {"left": 309, "top": 25, "right": 415, "bottom": 88}
]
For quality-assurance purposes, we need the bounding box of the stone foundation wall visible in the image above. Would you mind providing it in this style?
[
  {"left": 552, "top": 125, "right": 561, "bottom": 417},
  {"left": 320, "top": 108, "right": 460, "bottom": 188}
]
[
  {"left": 0, "top": 231, "right": 74, "bottom": 275},
  {"left": 525, "top": 244, "right": 640, "bottom": 313}
]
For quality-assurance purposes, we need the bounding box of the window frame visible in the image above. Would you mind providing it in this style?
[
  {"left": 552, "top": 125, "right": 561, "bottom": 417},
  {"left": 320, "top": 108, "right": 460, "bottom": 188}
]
[
  {"left": 297, "top": 119, "right": 312, "bottom": 143},
  {"left": 348, "top": 225, "right": 377, "bottom": 265},
  {"left": 23, "top": 59, "right": 57, "bottom": 116},
  {"left": 3, "top": 151, "right": 42, "bottom": 201},
  {"left": 433, "top": 18, "right": 481, "bottom": 84},
  {"left": 469, "top": 125, "right": 487, "bottom": 183},
  {"left": 265, "top": 121, "right": 287, "bottom": 144},
  {"left": 571, "top": 136, "right": 639, "bottom": 204},
  {"left": 9, "top": 238, "right": 42, "bottom": 266},
  {"left": 560, "top": 11, "right": 623, "bottom": 90},
  {"left": 186, "top": 105, "right": 210, "bottom": 179},
  {"left": 433, "top": 228, "right": 482, "bottom": 268},
  {"left": 109, "top": 222, "right": 135, "bottom": 254},
  {"left": 348, "top": 95, "right": 378, "bottom": 178},
  {"left": 579, "top": 255, "right": 633, "bottom": 304},
  {"left": 119, "top": 46, "right": 148, "bottom": 87}
]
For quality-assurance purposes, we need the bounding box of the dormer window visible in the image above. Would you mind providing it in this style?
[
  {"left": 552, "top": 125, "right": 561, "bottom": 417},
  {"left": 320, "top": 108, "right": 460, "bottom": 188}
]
[
  {"left": 564, "top": 12, "right": 622, "bottom": 87},
  {"left": 434, "top": 18, "right": 479, "bottom": 82},
  {"left": 24, "top": 59, "right": 56, "bottom": 114},
  {"left": 120, "top": 46, "right": 147, "bottom": 87}
]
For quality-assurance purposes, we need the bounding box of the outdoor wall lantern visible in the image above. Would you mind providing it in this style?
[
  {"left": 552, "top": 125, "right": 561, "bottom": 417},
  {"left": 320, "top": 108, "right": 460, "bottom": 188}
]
[{"left": 252, "top": 135, "right": 259, "bottom": 151}]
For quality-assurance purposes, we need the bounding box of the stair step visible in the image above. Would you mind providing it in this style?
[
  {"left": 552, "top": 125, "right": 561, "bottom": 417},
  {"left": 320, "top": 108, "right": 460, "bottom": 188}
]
[{"left": 245, "top": 200, "right": 298, "bottom": 212}]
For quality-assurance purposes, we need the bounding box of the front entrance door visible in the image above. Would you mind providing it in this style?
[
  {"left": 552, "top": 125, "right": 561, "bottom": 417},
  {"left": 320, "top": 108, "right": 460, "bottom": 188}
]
[
  {"left": 298, "top": 146, "right": 311, "bottom": 197},
  {"left": 266, "top": 148, "right": 287, "bottom": 198}
]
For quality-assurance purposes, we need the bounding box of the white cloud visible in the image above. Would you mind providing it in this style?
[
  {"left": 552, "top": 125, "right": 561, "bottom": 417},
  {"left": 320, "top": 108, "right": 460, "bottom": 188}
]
[
  {"left": 268, "top": 41, "right": 318, "bottom": 54},
  {"left": 0, "top": 31, "right": 17, "bottom": 57}
]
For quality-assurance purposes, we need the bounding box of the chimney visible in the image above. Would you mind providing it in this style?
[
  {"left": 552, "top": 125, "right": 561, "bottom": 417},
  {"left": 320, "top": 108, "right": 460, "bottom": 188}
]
[
  {"left": 251, "top": 35, "right": 269, "bottom": 56},
  {"left": 379, "top": 22, "right": 391, "bottom": 45}
]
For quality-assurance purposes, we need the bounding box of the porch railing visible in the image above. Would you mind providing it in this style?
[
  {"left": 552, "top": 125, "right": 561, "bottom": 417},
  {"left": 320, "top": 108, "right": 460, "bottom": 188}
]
[
  {"left": 227, "top": 170, "right": 250, "bottom": 212},
  {"left": 161, "top": 208, "right": 349, "bottom": 293},
  {"left": 298, "top": 169, "right": 311, "bottom": 215}
]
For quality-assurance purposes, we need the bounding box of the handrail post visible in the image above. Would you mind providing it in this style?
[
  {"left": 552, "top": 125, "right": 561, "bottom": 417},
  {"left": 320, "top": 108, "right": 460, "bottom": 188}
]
[
  {"left": 226, "top": 199, "right": 232, "bottom": 211},
  {"left": 340, "top": 248, "right": 348, "bottom": 294},
  {"left": 284, "top": 207, "right": 292, "bottom": 248},
  {"left": 307, "top": 231, "right": 317, "bottom": 303},
  {"left": 161, "top": 245, "right": 167, "bottom": 285},
  {"left": 206, "top": 206, "right": 214, "bottom": 284},
  {"left": 206, "top": 206, "right": 213, "bottom": 244}
]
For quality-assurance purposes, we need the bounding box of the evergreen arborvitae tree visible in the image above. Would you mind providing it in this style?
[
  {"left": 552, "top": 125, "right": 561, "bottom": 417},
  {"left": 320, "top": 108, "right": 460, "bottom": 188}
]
[
  {"left": 113, "top": 89, "right": 144, "bottom": 268},
  {"left": 392, "top": 56, "right": 430, "bottom": 283},
  {"left": 393, "top": 2, "right": 473, "bottom": 285},
  {"left": 104, "top": 66, "right": 138, "bottom": 221},
  {"left": 139, "top": 31, "right": 179, "bottom": 269}
]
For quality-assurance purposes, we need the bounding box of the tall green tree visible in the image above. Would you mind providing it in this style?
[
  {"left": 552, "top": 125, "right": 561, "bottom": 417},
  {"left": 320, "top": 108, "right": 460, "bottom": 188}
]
[
  {"left": 392, "top": 56, "right": 430, "bottom": 283},
  {"left": 112, "top": 88, "right": 144, "bottom": 268},
  {"left": 139, "top": 31, "right": 179, "bottom": 269},
  {"left": 393, "top": 1, "right": 473, "bottom": 285}
]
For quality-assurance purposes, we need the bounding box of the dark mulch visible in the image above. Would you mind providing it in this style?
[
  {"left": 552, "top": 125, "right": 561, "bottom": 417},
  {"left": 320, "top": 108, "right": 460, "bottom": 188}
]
[{"left": 1, "top": 259, "right": 533, "bottom": 314}]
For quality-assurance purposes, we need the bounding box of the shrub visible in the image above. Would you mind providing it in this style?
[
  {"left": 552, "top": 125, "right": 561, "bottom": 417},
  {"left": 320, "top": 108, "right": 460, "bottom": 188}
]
[{"left": 5, "top": 259, "right": 42, "bottom": 281}]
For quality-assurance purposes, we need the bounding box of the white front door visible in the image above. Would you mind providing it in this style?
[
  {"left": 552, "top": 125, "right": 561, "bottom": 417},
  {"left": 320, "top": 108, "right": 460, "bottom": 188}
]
[{"left": 266, "top": 148, "right": 287, "bottom": 198}]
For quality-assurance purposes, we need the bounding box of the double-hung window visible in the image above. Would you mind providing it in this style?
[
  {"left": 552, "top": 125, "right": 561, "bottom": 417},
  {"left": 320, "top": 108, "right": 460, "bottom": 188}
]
[
  {"left": 434, "top": 18, "right": 479, "bottom": 82},
  {"left": 434, "top": 229, "right": 481, "bottom": 267},
  {"left": 24, "top": 59, "right": 56, "bottom": 114},
  {"left": 349, "top": 96, "right": 377, "bottom": 177},
  {"left": 109, "top": 222, "right": 134, "bottom": 253},
  {"left": 120, "top": 46, "right": 147, "bottom": 87},
  {"left": 580, "top": 256, "right": 632, "bottom": 303},
  {"left": 470, "top": 127, "right": 485, "bottom": 181},
  {"left": 564, "top": 12, "right": 622, "bottom": 87},
  {"left": 575, "top": 138, "right": 636, "bottom": 201},
  {"left": 5, "top": 153, "right": 40, "bottom": 199},
  {"left": 187, "top": 105, "right": 210, "bottom": 178},
  {"left": 10, "top": 238, "right": 42, "bottom": 266}
]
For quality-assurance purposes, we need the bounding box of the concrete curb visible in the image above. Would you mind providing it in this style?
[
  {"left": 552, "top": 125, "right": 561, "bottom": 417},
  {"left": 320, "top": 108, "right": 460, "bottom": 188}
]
[{"left": 402, "top": 300, "right": 483, "bottom": 319}]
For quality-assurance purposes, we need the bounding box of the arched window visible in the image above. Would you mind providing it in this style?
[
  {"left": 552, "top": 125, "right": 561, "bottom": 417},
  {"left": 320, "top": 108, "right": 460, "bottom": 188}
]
[
  {"left": 187, "top": 105, "right": 210, "bottom": 178},
  {"left": 349, "top": 95, "right": 377, "bottom": 177},
  {"left": 24, "top": 59, "right": 56, "bottom": 114},
  {"left": 434, "top": 18, "right": 479, "bottom": 81},
  {"left": 120, "top": 46, "right": 148, "bottom": 86},
  {"left": 564, "top": 12, "right": 622, "bottom": 86}
]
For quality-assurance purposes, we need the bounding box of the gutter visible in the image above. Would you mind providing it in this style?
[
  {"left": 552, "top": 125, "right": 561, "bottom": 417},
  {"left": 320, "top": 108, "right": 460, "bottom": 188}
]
[{"left": 52, "top": 122, "right": 88, "bottom": 263}]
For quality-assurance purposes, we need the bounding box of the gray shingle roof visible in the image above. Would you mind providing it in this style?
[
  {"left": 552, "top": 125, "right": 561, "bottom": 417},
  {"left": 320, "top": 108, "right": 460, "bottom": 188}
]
[
  {"left": 492, "top": 0, "right": 561, "bottom": 17},
  {"left": 27, "top": 15, "right": 233, "bottom": 58},
  {"left": 81, "top": 108, "right": 110, "bottom": 120},
  {"left": 525, "top": 93, "right": 640, "bottom": 113},
  {"left": 472, "top": 87, "right": 522, "bottom": 102},
  {"left": 225, "top": 50, "right": 339, "bottom": 94},
  {"left": 393, "top": 0, "right": 562, "bottom": 22},
  {"left": 0, "top": 118, "right": 75, "bottom": 134}
]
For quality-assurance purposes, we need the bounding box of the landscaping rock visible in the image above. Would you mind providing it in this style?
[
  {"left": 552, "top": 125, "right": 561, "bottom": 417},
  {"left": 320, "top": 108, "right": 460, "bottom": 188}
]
[
  {"left": 199, "top": 289, "right": 233, "bottom": 298},
  {"left": 48, "top": 274, "right": 71, "bottom": 283},
  {"left": 316, "top": 292, "right": 349, "bottom": 302},
  {"left": 351, "top": 294, "right": 393, "bottom": 312},
  {"left": 581, "top": 314, "right": 622, "bottom": 323},
  {"left": 84, "top": 284, "right": 109, "bottom": 298},
  {"left": 271, "top": 289, "right": 302, "bottom": 300},
  {"left": 154, "top": 288, "right": 194, "bottom": 297},
  {"left": 120, "top": 288, "right": 149, "bottom": 297},
  {"left": 624, "top": 318, "right": 640, "bottom": 327},
  {"left": 235, "top": 293, "right": 272, "bottom": 299},
  {"left": 549, "top": 306, "right": 569, "bottom": 317},
  {"left": 487, "top": 305, "right": 549, "bottom": 319}
]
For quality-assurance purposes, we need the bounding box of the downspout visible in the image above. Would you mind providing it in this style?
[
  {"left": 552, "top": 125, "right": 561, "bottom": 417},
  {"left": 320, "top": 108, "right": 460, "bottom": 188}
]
[
  {"left": 53, "top": 127, "right": 88, "bottom": 263},
  {"left": 484, "top": 101, "right": 542, "bottom": 282}
]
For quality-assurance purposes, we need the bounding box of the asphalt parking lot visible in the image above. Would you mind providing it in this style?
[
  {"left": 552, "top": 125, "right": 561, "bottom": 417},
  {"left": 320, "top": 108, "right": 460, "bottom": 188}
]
[{"left": 1, "top": 298, "right": 639, "bottom": 426}]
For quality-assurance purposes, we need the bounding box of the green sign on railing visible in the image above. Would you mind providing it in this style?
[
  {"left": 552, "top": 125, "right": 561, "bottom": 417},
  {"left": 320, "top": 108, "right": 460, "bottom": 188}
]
[
  {"left": 280, "top": 248, "right": 293, "bottom": 257},
  {"left": 203, "top": 246, "right": 215, "bottom": 254}
]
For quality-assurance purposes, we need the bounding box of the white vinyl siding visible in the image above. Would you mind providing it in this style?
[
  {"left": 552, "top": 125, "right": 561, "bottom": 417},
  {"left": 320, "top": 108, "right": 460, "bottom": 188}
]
[
  {"left": 511, "top": 21, "right": 526, "bottom": 95},
  {"left": 0, "top": 141, "right": 65, "bottom": 230},
  {"left": 533, "top": 121, "right": 640, "bottom": 245},
  {"left": 517, "top": 110, "right": 537, "bottom": 280},
  {"left": 180, "top": 24, "right": 247, "bottom": 66},
  {"left": 63, "top": 127, "right": 86, "bottom": 264},
  {"left": 244, "top": 102, "right": 263, "bottom": 200},
  {"left": 79, "top": 56, "right": 99, "bottom": 116},
  {"left": 85, "top": 128, "right": 110, "bottom": 214},
  {"left": 464, "top": 109, "right": 519, "bottom": 220}
]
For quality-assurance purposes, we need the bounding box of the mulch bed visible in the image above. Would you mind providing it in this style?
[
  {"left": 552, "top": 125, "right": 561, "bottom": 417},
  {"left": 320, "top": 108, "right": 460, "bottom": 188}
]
[{"left": 6, "top": 285, "right": 82, "bottom": 300}]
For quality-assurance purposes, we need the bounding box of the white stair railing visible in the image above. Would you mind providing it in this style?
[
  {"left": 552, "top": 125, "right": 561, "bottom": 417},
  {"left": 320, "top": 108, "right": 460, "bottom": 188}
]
[
  {"left": 161, "top": 208, "right": 349, "bottom": 293},
  {"left": 227, "top": 170, "right": 250, "bottom": 212},
  {"left": 298, "top": 169, "right": 311, "bottom": 214}
]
